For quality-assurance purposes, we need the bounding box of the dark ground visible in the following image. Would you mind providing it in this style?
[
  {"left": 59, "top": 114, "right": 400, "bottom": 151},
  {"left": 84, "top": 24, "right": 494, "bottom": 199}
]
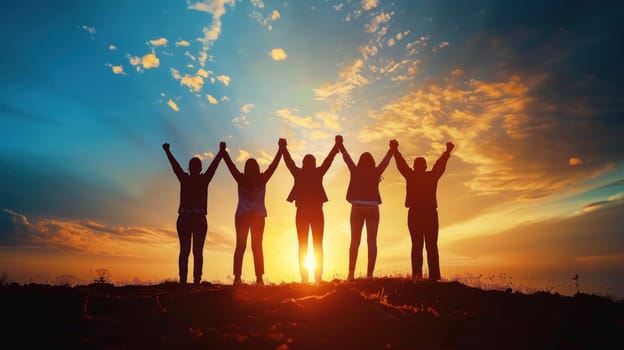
[{"left": 2, "top": 277, "right": 623, "bottom": 349}]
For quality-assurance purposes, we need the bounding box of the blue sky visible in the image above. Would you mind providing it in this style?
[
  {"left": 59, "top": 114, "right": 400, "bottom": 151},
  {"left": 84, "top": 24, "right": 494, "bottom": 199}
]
[{"left": 1, "top": 0, "right": 623, "bottom": 296}]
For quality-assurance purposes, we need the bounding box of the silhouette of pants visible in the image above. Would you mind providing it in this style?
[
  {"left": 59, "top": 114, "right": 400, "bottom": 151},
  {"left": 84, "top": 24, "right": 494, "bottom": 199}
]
[
  {"left": 233, "top": 214, "right": 265, "bottom": 280},
  {"left": 407, "top": 208, "right": 440, "bottom": 280},
  {"left": 177, "top": 214, "right": 207, "bottom": 284},
  {"left": 295, "top": 205, "right": 324, "bottom": 282},
  {"left": 349, "top": 205, "right": 380, "bottom": 278}
]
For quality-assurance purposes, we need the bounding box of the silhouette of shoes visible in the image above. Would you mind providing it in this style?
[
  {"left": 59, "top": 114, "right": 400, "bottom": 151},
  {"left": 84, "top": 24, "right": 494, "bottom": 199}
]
[
  {"left": 256, "top": 277, "right": 264, "bottom": 286},
  {"left": 412, "top": 275, "right": 423, "bottom": 283},
  {"left": 233, "top": 278, "right": 243, "bottom": 286},
  {"left": 347, "top": 274, "right": 355, "bottom": 282}
]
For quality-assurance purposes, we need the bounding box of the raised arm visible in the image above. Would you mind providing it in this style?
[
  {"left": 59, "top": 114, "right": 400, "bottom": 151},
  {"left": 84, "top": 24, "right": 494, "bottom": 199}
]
[
  {"left": 219, "top": 142, "right": 243, "bottom": 183},
  {"left": 203, "top": 142, "right": 224, "bottom": 181},
  {"left": 319, "top": 136, "right": 341, "bottom": 176},
  {"left": 261, "top": 141, "right": 284, "bottom": 183},
  {"left": 391, "top": 140, "right": 411, "bottom": 179},
  {"left": 432, "top": 142, "right": 454, "bottom": 179},
  {"left": 337, "top": 135, "right": 356, "bottom": 171},
  {"left": 280, "top": 139, "right": 299, "bottom": 175},
  {"left": 375, "top": 142, "right": 394, "bottom": 176},
  {"left": 162, "top": 143, "right": 185, "bottom": 181}
]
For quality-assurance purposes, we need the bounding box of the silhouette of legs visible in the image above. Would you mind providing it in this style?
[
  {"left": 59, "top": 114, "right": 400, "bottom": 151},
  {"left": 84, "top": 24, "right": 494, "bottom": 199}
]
[
  {"left": 249, "top": 216, "right": 265, "bottom": 284},
  {"left": 233, "top": 214, "right": 266, "bottom": 284},
  {"left": 296, "top": 206, "right": 324, "bottom": 283},
  {"left": 177, "top": 214, "right": 207, "bottom": 284},
  {"left": 424, "top": 210, "right": 440, "bottom": 280},
  {"left": 349, "top": 205, "right": 380, "bottom": 281},
  {"left": 408, "top": 208, "right": 440, "bottom": 281},
  {"left": 364, "top": 207, "right": 380, "bottom": 279}
]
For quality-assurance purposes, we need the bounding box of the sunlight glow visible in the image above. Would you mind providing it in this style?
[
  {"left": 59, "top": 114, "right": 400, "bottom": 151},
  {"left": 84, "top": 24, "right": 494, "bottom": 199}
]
[{"left": 304, "top": 251, "right": 316, "bottom": 281}]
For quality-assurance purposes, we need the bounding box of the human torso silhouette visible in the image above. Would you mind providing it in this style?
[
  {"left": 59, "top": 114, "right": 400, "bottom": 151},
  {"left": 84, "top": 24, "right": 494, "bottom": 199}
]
[
  {"left": 177, "top": 173, "right": 211, "bottom": 214},
  {"left": 287, "top": 167, "right": 328, "bottom": 207}
]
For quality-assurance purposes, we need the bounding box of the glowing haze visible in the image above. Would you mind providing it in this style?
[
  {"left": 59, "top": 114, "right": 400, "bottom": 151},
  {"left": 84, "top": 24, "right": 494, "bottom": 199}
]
[{"left": 1, "top": 1, "right": 623, "bottom": 297}]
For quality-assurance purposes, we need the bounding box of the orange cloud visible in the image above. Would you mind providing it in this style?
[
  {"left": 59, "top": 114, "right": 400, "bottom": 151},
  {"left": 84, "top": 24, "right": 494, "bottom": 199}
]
[{"left": 569, "top": 157, "right": 584, "bottom": 166}]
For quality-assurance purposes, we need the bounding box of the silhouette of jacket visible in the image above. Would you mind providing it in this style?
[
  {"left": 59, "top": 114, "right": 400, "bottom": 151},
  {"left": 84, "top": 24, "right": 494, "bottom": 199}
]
[
  {"left": 342, "top": 151, "right": 393, "bottom": 205},
  {"left": 395, "top": 150, "right": 451, "bottom": 209},
  {"left": 223, "top": 153, "right": 281, "bottom": 218},
  {"left": 167, "top": 155, "right": 220, "bottom": 215},
  {"left": 284, "top": 147, "right": 339, "bottom": 207}
]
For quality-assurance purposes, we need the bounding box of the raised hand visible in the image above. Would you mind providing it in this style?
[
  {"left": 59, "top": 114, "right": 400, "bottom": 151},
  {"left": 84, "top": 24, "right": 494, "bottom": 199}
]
[
  {"left": 162, "top": 143, "right": 170, "bottom": 151},
  {"left": 335, "top": 135, "right": 343, "bottom": 145},
  {"left": 389, "top": 139, "right": 398, "bottom": 151},
  {"left": 278, "top": 138, "right": 287, "bottom": 148},
  {"left": 219, "top": 142, "right": 226, "bottom": 152},
  {"left": 446, "top": 142, "right": 455, "bottom": 152}
]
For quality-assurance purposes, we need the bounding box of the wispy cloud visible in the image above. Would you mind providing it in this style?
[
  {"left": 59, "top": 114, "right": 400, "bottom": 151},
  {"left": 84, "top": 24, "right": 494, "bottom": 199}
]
[
  {"left": 188, "top": 0, "right": 236, "bottom": 67},
  {"left": 206, "top": 94, "right": 218, "bottom": 104}
]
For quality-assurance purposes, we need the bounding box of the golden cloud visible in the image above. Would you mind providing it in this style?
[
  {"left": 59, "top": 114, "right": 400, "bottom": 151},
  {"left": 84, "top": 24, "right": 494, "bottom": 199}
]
[
  {"left": 149, "top": 37, "right": 168, "bottom": 46},
  {"left": 569, "top": 157, "right": 584, "bottom": 166},
  {"left": 142, "top": 53, "right": 160, "bottom": 69},
  {"left": 167, "top": 99, "right": 180, "bottom": 112},
  {"left": 175, "top": 40, "right": 191, "bottom": 47},
  {"left": 180, "top": 74, "right": 204, "bottom": 92},
  {"left": 206, "top": 94, "right": 218, "bottom": 104},
  {"left": 111, "top": 65, "right": 124, "bottom": 75},
  {"left": 217, "top": 74, "right": 231, "bottom": 86},
  {"left": 268, "top": 48, "right": 288, "bottom": 61}
]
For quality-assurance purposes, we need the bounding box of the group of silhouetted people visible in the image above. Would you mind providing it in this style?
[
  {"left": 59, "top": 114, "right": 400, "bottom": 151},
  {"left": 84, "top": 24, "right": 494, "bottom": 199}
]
[{"left": 163, "top": 136, "right": 454, "bottom": 286}]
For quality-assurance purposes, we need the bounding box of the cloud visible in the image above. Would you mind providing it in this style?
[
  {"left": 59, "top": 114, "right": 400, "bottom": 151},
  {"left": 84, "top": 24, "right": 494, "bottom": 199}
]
[
  {"left": 111, "top": 65, "right": 124, "bottom": 75},
  {"left": 167, "top": 99, "right": 180, "bottom": 112},
  {"left": 188, "top": 0, "right": 236, "bottom": 66},
  {"left": 365, "top": 11, "right": 391, "bottom": 33},
  {"left": 129, "top": 53, "right": 160, "bottom": 70},
  {"left": 313, "top": 59, "right": 368, "bottom": 110},
  {"left": 251, "top": 0, "right": 265, "bottom": 8},
  {"left": 206, "top": 94, "right": 218, "bottom": 104},
  {"left": 109, "top": 44, "right": 117, "bottom": 51},
  {"left": 194, "top": 152, "right": 215, "bottom": 160},
  {"left": 569, "top": 157, "right": 584, "bottom": 166},
  {"left": 362, "top": 0, "right": 378, "bottom": 11},
  {"left": 217, "top": 75, "right": 231, "bottom": 86},
  {"left": 334, "top": 4, "right": 343, "bottom": 11},
  {"left": 268, "top": 48, "right": 288, "bottom": 61},
  {"left": 175, "top": 40, "right": 191, "bottom": 47},
  {"left": 233, "top": 104, "right": 255, "bottom": 127},
  {"left": 0, "top": 209, "right": 233, "bottom": 256},
  {"left": 149, "top": 37, "right": 168, "bottom": 47},
  {"left": 251, "top": 8, "right": 281, "bottom": 30},
  {"left": 197, "top": 68, "right": 211, "bottom": 78},
  {"left": 359, "top": 69, "right": 620, "bottom": 199},
  {"left": 236, "top": 149, "right": 251, "bottom": 163},
  {"left": 275, "top": 109, "right": 320, "bottom": 129},
  {"left": 81, "top": 25, "right": 95, "bottom": 34},
  {"left": 241, "top": 103, "right": 255, "bottom": 114},
  {"left": 142, "top": 53, "right": 160, "bottom": 69},
  {"left": 181, "top": 75, "right": 204, "bottom": 92}
]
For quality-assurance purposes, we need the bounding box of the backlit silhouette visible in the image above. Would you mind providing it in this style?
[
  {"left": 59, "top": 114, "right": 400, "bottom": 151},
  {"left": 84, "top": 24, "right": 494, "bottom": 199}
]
[
  {"left": 337, "top": 136, "right": 393, "bottom": 281},
  {"left": 391, "top": 140, "right": 454, "bottom": 281},
  {"left": 162, "top": 142, "right": 222, "bottom": 285},
  {"left": 280, "top": 137, "right": 340, "bottom": 283},
  {"left": 219, "top": 141, "right": 283, "bottom": 286}
]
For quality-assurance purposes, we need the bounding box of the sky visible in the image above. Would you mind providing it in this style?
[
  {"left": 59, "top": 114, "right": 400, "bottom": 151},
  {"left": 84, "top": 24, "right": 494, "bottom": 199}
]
[{"left": 1, "top": 0, "right": 623, "bottom": 297}]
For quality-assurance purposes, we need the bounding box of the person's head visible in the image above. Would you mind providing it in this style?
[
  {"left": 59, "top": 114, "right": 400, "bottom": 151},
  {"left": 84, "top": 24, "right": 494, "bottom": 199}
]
[
  {"left": 413, "top": 157, "right": 427, "bottom": 173},
  {"left": 189, "top": 157, "right": 202, "bottom": 175},
  {"left": 244, "top": 158, "right": 261, "bottom": 178},
  {"left": 357, "top": 152, "right": 375, "bottom": 170},
  {"left": 302, "top": 154, "right": 316, "bottom": 170}
]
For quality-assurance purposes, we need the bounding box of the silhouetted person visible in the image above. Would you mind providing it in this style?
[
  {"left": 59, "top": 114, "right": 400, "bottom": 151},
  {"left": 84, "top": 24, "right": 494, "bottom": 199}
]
[
  {"left": 391, "top": 140, "right": 454, "bottom": 282},
  {"left": 337, "top": 136, "right": 393, "bottom": 281},
  {"left": 162, "top": 142, "right": 222, "bottom": 285},
  {"left": 280, "top": 137, "right": 340, "bottom": 283},
  {"left": 219, "top": 141, "right": 283, "bottom": 286}
]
